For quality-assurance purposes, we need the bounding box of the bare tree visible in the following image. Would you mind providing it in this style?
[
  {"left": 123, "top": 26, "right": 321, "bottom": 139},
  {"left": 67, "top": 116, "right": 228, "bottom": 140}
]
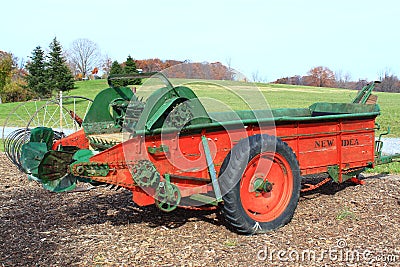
[
  {"left": 335, "top": 69, "right": 352, "bottom": 88},
  {"left": 68, "top": 38, "right": 101, "bottom": 79},
  {"left": 251, "top": 70, "right": 262, "bottom": 82},
  {"left": 102, "top": 55, "right": 113, "bottom": 76},
  {"left": 251, "top": 70, "right": 268, "bottom": 83},
  {"left": 344, "top": 72, "right": 352, "bottom": 85},
  {"left": 225, "top": 57, "right": 235, "bottom": 80},
  {"left": 377, "top": 68, "right": 400, "bottom": 92}
]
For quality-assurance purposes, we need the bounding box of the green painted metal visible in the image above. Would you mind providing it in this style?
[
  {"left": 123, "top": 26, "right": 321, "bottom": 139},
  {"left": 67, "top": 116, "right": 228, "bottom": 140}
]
[
  {"left": 21, "top": 142, "right": 48, "bottom": 176},
  {"left": 135, "top": 85, "right": 211, "bottom": 131},
  {"left": 69, "top": 149, "right": 111, "bottom": 178},
  {"left": 147, "top": 144, "right": 169, "bottom": 154},
  {"left": 155, "top": 174, "right": 181, "bottom": 212},
  {"left": 210, "top": 108, "right": 308, "bottom": 123},
  {"left": 327, "top": 165, "right": 364, "bottom": 183},
  {"left": 82, "top": 87, "right": 135, "bottom": 134},
  {"left": 41, "top": 175, "right": 77, "bottom": 192},
  {"left": 309, "top": 102, "right": 380, "bottom": 115},
  {"left": 131, "top": 160, "right": 160, "bottom": 187},
  {"left": 72, "top": 149, "right": 95, "bottom": 163},
  {"left": 201, "top": 135, "right": 222, "bottom": 202},
  {"left": 189, "top": 194, "right": 219, "bottom": 205},
  {"left": 373, "top": 125, "right": 400, "bottom": 165},
  {"left": 19, "top": 126, "right": 82, "bottom": 193},
  {"left": 145, "top": 97, "right": 183, "bottom": 130},
  {"left": 132, "top": 107, "right": 380, "bottom": 137},
  {"left": 253, "top": 178, "right": 273, "bottom": 193},
  {"left": 21, "top": 127, "right": 55, "bottom": 176},
  {"left": 38, "top": 150, "right": 76, "bottom": 181},
  {"left": 376, "top": 154, "right": 400, "bottom": 165},
  {"left": 88, "top": 136, "right": 119, "bottom": 151},
  {"left": 29, "top": 127, "right": 54, "bottom": 150},
  {"left": 70, "top": 162, "right": 109, "bottom": 177},
  {"left": 352, "top": 82, "right": 378, "bottom": 104}
]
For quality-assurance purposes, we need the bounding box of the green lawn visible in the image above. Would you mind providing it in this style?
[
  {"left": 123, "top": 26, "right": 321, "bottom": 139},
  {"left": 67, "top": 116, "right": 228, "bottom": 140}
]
[
  {"left": 1, "top": 78, "right": 400, "bottom": 173},
  {"left": 67, "top": 79, "right": 109, "bottom": 100},
  {"left": 1, "top": 79, "right": 399, "bottom": 136}
]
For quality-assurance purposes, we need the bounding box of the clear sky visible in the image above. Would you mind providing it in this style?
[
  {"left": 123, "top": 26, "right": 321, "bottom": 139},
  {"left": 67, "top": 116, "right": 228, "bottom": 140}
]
[{"left": 1, "top": 0, "right": 399, "bottom": 82}]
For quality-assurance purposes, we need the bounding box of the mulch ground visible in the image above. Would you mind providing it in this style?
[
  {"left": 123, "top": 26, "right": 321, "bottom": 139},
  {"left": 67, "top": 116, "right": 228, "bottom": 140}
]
[{"left": 0, "top": 153, "right": 399, "bottom": 266}]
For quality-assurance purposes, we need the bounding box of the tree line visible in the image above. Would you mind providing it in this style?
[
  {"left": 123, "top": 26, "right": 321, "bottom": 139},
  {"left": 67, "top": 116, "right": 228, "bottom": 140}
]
[
  {"left": 273, "top": 66, "right": 400, "bottom": 92},
  {"left": 133, "top": 59, "right": 234, "bottom": 80},
  {"left": 0, "top": 37, "right": 234, "bottom": 103},
  {"left": 0, "top": 37, "right": 74, "bottom": 102},
  {"left": 105, "top": 58, "right": 234, "bottom": 86},
  {"left": 2, "top": 36, "right": 400, "bottom": 103}
]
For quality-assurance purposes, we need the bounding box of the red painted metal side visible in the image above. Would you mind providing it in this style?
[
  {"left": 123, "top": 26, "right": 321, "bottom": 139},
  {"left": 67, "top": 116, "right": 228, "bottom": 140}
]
[
  {"left": 52, "top": 129, "right": 90, "bottom": 150},
  {"left": 278, "top": 118, "right": 376, "bottom": 177},
  {"left": 79, "top": 116, "right": 376, "bottom": 206}
]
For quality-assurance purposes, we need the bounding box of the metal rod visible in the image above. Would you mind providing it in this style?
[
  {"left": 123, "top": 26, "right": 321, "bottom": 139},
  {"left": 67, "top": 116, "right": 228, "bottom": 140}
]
[
  {"left": 201, "top": 135, "right": 222, "bottom": 201},
  {"left": 59, "top": 91, "right": 63, "bottom": 132},
  {"left": 169, "top": 174, "right": 210, "bottom": 182}
]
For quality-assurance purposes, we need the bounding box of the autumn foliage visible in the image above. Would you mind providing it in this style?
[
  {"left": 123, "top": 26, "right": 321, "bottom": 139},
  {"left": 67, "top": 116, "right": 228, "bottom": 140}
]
[
  {"left": 0, "top": 51, "right": 31, "bottom": 103},
  {"left": 135, "top": 59, "right": 234, "bottom": 80},
  {"left": 273, "top": 66, "right": 336, "bottom": 87}
]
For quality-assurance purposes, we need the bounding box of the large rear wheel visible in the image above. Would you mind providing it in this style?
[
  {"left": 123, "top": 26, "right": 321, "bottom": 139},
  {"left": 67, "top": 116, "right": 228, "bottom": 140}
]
[{"left": 219, "top": 134, "right": 301, "bottom": 234}]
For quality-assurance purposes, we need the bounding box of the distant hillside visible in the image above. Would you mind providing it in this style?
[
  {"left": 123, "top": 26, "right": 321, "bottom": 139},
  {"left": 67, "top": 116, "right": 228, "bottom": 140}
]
[{"left": 134, "top": 59, "right": 235, "bottom": 81}]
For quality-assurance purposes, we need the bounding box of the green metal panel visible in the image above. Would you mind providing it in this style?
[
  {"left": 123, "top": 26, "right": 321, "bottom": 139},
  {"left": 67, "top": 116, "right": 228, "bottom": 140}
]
[
  {"left": 309, "top": 102, "right": 380, "bottom": 116},
  {"left": 82, "top": 87, "right": 134, "bottom": 134},
  {"left": 38, "top": 150, "right": 76, "bottom": 181},
  {"left": 41, "top": 175, "right": 77, "bottom": 193},
  {"left": 352, "top": 82, "right": 377, "bottom": 104},
  {"left": 327, "top": 165, "right": 365, "bottom": 183},
  {"left": 132, "top": 108, "right": 380, "bottom": 137},
  {"left": 201, "top": 135, "right": 222, "bottom": 202},
  {"left": 135, "top": 85, "right": 211, "bottom": 131},
  {"left": 21, "top": 142, "right": 48, "bottom": 176},
  {"left": 209, "top": 108, "right": 311, "bottom": 123},
  {"left": 30, "top": 127, "right": 54, "bottom": 150},
  {"left": 72, "top": 149, "right": 95, "bottom": 163}
]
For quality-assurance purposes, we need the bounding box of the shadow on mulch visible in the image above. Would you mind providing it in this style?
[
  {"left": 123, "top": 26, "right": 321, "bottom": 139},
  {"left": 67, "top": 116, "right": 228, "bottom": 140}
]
[
  {"left": 1, "top": 169, "right": 394, "bottom": 265},
  {"left": 0, "top": 186, "right": 225, "bottom": 265},
  {"left": 300, "top": 172, "right": 392, "bottom": 199},
  {"left": 62, "top": 188, "right": 224, "bottom": 229}
]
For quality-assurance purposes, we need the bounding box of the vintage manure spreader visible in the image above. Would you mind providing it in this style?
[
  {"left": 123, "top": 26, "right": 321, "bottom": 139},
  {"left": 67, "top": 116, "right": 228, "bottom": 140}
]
[{"left": 5, "top": 73, "right": 400, "bottom": 234}]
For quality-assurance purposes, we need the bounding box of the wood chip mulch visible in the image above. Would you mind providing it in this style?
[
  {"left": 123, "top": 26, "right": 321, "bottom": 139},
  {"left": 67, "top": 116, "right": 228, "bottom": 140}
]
[{"left": 0, "top": 153, "right": 399, "bottom": 266}]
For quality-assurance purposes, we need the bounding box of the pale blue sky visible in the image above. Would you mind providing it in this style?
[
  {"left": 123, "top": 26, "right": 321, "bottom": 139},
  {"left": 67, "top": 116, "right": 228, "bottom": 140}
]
[{"left": 1, "top": 0, "right": 399, "bottom": 81}]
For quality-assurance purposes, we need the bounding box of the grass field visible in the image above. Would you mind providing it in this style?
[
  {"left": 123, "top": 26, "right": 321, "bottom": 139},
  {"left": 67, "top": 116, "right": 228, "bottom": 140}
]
[
  {"left": 1, "top": 78, "right": 399, "bottom": 173},
  {"left": 1, "top": 79, "right": 399, "bottom": 135}
]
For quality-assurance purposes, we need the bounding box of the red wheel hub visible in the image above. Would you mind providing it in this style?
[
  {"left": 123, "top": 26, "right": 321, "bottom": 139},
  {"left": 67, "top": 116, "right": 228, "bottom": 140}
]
[{"left": 240, "top": 152, "right": 293, "bottom": 222}]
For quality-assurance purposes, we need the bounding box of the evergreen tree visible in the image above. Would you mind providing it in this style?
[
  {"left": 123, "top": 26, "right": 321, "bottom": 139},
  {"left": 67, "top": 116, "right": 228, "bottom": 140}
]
[
  {"left": 109, "top": 60, "right": 124, "bottom": 87},
  {"left": 47, "top": 37, "right": 74, "bottom": 92},
  {"left": 109, "top": 60, "right": 123, "bottom": 75},
  {"left": 25, "top": 46, "right": 50, "bottom": 98},
  {"left": 123, "top": 55, "right": 141, "bottom": 86}
]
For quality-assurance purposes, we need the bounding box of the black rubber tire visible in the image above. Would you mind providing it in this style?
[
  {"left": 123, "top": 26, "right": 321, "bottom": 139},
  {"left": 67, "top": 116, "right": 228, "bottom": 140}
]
[{"left": 219, "top": 134, "right": 301, "bottom": 235}]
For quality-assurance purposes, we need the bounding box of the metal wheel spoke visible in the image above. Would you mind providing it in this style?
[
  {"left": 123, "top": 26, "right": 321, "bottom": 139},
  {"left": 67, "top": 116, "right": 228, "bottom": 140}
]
[
  {"left": 3, "top": 96, "right": 93, "bottom": 171},
  {"left": 23, "top": 104, "right": 37, "bottom": 127},
  {"left": 47, "top": 106, "right": 60, "bottom": 129}
]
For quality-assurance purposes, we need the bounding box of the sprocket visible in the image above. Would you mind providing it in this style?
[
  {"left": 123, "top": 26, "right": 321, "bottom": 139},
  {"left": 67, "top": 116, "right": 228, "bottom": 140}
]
[
  {"left": 131, "top": 160, "right": 160, "bottom": 187},
  {"left": 155, "top": 181, "right": 181, "bottom": 212},
  {"left": 165, "top": 102, "right": 193, "bottom": 128},
  {"left": 124, "top": 99, "right": 145, "bottom": 130}
]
